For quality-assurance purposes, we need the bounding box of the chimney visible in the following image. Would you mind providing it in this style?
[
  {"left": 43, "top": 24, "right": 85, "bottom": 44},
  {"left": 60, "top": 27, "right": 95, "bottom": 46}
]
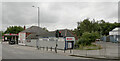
[{"left": 24, "top": 26, "right": 26, "bottom": 30}]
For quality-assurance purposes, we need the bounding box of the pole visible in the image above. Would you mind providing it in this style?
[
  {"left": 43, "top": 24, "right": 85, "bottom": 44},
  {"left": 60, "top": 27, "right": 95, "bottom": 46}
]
[
  {"left": 38, "top": 7, "right": 40, "bottom": 27},
  {"left": 37, "top": 7, "right": 39, "bottom": 49},
  {"left": 55, "top": 38, "right": 58, "bottom": 53}
]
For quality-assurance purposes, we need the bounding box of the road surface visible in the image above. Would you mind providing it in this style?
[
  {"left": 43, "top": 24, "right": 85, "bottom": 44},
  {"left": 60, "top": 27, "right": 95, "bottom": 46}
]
[{"left": 2, "top": 42, "right": 91, "bottom": 59}]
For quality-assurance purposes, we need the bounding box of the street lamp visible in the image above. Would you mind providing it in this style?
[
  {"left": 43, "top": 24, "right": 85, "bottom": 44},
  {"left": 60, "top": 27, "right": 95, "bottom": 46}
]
[
  {"left": 32, "top": 5, "right": 40, "bottom": 49},
  {"left": 32, "top": 5, "right": 40, "bottom": 27}
]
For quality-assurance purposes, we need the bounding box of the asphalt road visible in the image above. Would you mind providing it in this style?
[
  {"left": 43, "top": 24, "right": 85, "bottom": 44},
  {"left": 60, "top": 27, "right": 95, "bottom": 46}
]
[{"left": 2, "top": 42, "right": 92, "bottom": 59}]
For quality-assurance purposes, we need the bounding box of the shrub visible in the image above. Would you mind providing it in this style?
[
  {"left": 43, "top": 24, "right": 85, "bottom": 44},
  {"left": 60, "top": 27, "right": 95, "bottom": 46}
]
[{"left": 76, "top": 32, "right": 100, "bottom": 46}]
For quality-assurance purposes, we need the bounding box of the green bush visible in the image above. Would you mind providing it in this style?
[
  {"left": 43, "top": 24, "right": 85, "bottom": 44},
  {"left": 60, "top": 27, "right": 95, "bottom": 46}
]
[{"left": 77, "top": 32, "right": 100, "bottom": 46}]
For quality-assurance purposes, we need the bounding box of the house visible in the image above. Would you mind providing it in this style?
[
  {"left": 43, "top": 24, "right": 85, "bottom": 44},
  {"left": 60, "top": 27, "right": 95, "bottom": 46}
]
[
  {"left": 18, "top": 26, "right": 77, "bottom": 49},
  {"left": 109, "top": 27, "right": 120, "bottom": 43},
  {"left": 18, "top": 26, "right": 49, "bottom": 45}
]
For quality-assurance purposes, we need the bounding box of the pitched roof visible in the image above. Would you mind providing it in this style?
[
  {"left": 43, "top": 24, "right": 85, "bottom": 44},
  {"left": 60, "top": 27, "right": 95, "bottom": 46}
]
[
  {"left": 26, "top": 32, "right": 55, "bottom": 39},
  {"left": 21, "top": 26, "right": 75, "bottom": 39},
  {"left": 50, "top": 29, "right": 75, "bottom": 37},
  {"left": 20, "top": 26, "right": 50, "bottom": 39},
  {"left": 20, "top": 26, "right": 48, "bottom": 34}
]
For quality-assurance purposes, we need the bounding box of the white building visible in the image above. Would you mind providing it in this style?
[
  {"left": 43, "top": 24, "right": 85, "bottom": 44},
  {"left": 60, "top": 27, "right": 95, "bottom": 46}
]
[{"left": 109, "top": 27, "right": 120, "bottom": 42}]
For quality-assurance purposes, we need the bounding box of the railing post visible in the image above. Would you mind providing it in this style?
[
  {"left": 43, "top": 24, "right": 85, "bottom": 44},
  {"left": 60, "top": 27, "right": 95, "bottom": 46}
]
[{"left": 64, "top": 48, "right": 66, "bottom": 53}]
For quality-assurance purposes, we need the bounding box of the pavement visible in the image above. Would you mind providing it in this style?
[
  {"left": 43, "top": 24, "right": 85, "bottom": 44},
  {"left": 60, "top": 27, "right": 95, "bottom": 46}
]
[
  {"left": 2, "top": 42, "right": 92, "bottom": 59},
  {"left": 40, "top": 41, "right": 119, "bottom": 60},
  {"left": 69, "top": 41, "right": 120, "bottom": 60}
]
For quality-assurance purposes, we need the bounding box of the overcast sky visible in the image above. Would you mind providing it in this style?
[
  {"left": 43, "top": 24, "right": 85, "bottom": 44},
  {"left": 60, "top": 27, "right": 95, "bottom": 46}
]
[{"left": 1, "top": 1, "right": 119, "bottom": 31}]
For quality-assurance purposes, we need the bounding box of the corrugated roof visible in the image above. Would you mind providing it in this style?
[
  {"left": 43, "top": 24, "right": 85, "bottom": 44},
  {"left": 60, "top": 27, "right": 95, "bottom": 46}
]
[{"left": 111, "top": 27, "right": 120, "bottom": 32}]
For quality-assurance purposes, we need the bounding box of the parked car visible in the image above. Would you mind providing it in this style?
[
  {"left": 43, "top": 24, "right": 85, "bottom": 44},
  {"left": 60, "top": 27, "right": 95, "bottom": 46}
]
[
  {"left": 9, "top": 40, "right": 15, "bottom": 45},
  {"left": 96, "top": 39, "right": 100, "bottom": 41}
]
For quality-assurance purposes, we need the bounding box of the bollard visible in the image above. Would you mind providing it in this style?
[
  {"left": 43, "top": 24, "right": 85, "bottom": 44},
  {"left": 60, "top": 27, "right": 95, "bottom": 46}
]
[
  {"left": 51, "top": 47, "right": 52, "bottom": 51},
  {"left": 64, "top": 49, "right": 65, "bottom": 53},
  {"left": 70, "top": 49, "right": 71, "bottom": 53},
  {"left": 40, "top": 46, "right": 41, "bottom": 50},
  {"left": 43, "top": 47, "right": 45, "bottom": 50},
  {"left": 46, "top": 47, "right": 48, "bottom": 51},
  {"left": 37, "top": 46, "right": 39, "bottom": 50},
  {"left": 86, "top": 50, "right": 87, "bottom": 56},
  {"left": 55, "top": 47, "right": 57, "bottom": 53}
]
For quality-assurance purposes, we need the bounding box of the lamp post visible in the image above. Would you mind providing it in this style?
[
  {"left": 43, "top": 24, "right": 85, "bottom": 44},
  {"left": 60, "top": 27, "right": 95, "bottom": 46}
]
[
  {"left": 32, "top": 5, "right": 40, "bottom": 49},
  {"left": 32, "top": 6, "right": 40, "bottom": 27}
]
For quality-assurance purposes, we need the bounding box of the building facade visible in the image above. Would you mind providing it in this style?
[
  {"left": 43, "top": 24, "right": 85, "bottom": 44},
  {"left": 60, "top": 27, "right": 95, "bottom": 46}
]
[{"left": 109, "top": 27, "right": 120, "bottom": 42}]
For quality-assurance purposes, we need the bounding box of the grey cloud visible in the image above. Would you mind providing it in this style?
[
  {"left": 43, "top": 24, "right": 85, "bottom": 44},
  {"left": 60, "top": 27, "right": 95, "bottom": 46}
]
[
  {"left": 2, "top": 0, "right": 119, "bottom": 2},
  {"left": 0, "top": 3, "right": 1, "bottom": 17},
  {"left": 2, "top": 2, "right": 38, "bottom": 25},
  {"left": 2, "top": 2, "right": 118, "bottom": 31}
]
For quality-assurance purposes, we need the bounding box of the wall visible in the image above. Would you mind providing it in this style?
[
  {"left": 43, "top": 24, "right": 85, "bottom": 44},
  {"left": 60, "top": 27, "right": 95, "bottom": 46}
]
[
  {"left": 38, "top": 38, "right": 65, "bottom": 49},
  {"left": 109, "top": 35, "right": 120, "bottom": 43},
  {"left": 18, "top": 32, "right": 26, "bottom": 45},
  {"left": 25, "top": 37, "right": 66, "bottom": 49},
  {"left": 118, "top": 35, "right": 120, "bottom": 42},
  {"left": 25, "top": 39, "right": 37, "bottom": 47}
]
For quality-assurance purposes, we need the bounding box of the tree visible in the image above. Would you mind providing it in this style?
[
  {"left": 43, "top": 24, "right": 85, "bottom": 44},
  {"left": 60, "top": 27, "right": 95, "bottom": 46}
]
[
  {"left": 76, "top": 18, "right": 93, "bottom": 36},
  {"left": 73, "top": 18, "right": 120, "bottom": 46},
  {"left": 4, "top": 26, "right": 24, "bottom": 34},
  {"left": 99, "top": 22, "right": 120, "bottom": 36},
  {"left": 74, "top": 19, "right": 120, "bottom": 37},
  {"left": 77, "top": 32, "right": 99, "bottom": 46}
]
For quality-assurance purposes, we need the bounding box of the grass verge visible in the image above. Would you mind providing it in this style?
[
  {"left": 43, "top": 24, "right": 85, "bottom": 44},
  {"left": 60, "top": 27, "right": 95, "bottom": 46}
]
[{"left": 75, "top": 44, "right": 102, "bottom": 50}]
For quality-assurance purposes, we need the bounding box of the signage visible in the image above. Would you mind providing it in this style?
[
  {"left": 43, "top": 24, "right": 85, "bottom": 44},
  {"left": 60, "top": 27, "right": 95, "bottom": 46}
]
[
  {"left": 66, "top": 37, "right": 75, "bottom": 41},
  {"left": 67, "top": 38, "right": 73, "bottom": 40}
]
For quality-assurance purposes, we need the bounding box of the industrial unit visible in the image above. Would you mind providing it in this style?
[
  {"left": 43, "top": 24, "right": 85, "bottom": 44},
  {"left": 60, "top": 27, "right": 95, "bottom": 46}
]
[{"left": 109, "top": 27, "right": 120, "bottom": 43}]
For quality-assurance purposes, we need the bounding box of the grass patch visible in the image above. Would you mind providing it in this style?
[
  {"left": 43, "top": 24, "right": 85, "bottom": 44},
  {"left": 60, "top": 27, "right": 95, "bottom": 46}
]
[{"left": 75, "top": 44, "right": 102, "bottom": 50}]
